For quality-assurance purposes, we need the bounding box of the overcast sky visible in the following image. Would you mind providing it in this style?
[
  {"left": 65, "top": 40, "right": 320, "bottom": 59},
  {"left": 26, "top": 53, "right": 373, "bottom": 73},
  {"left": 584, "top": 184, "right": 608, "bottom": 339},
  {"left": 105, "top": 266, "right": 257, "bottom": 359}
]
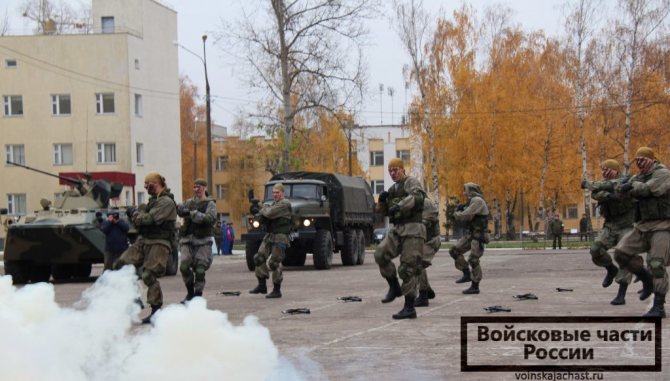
[{"left": 2, "top": 0, "right": 577, "bottom": 129}]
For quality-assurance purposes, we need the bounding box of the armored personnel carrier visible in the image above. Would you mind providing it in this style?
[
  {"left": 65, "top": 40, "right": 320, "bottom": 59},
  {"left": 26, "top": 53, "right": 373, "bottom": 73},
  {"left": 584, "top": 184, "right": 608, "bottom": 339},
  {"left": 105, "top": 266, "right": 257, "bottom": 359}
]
[
  {"left": 1, "top": 162, "right": 178, "bottom": 284},
  {"left": 242, "top": 172, "right": 375, "bottom": 270}
]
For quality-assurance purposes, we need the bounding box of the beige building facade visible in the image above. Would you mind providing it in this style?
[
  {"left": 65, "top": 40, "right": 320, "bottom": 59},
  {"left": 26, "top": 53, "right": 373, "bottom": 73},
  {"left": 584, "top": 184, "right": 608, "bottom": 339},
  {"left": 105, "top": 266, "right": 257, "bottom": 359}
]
[{"left": 0, "top": 0, "right": 181, "bottom": 239}]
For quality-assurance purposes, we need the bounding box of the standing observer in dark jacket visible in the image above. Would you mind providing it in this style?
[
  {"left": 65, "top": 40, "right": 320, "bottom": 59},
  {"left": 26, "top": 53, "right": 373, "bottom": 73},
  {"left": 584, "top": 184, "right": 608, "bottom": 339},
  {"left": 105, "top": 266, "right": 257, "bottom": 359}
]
[{"left": 100, "top": 211, "right": 129, "bottom": 271}]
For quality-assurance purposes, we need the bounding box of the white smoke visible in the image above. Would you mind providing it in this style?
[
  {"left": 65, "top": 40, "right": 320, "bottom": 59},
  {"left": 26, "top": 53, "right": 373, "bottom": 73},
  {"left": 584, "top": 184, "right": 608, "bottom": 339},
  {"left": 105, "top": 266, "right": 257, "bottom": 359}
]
[{"left": 0, "top": 267, "right": 281, "bottom": 381}]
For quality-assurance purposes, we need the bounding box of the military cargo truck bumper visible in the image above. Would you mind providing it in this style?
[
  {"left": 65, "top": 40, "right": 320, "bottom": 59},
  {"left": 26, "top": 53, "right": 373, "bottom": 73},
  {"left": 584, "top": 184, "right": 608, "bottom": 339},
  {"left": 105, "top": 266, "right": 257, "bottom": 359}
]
[{"left": 242, "top": 228, "right": 318, "bottom": 242}]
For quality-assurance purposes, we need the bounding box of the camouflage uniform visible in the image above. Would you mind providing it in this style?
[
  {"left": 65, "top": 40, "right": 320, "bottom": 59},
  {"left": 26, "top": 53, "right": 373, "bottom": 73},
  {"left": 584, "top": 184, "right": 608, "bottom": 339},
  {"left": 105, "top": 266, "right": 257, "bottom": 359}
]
[
  {"left": 375, "top": 175, "right": 426, "bottom": 299},
  {"left": 614, "top": 162, "right": 670, "bottom": 317},
  {"left": 449, "top": 183, "right": 489, "bottom": 293},
  {"left": 254, "top": 198, "right": 292, "bottom": 286},
  {"left": 178, "top": 196, "right": 217, "bottom": 297},
  {"left": 115, "top": 188, "right": 177, "bottom": 308},
  {"left": 586, "top": 176, "right": 635, "bottom": 300},
  {"left": 415, "top": 196, "right": 439, "bottom": 305}
]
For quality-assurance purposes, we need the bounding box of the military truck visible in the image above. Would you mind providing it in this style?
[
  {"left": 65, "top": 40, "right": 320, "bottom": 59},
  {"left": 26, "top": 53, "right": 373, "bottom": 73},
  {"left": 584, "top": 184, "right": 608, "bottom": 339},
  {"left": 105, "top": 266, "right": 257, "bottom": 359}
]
[
  {"left": 242, "top": 171, "right": 375, "bottom": 270},
  {"left": 1, "top": 162, "right": 179, "bottom": 284}
]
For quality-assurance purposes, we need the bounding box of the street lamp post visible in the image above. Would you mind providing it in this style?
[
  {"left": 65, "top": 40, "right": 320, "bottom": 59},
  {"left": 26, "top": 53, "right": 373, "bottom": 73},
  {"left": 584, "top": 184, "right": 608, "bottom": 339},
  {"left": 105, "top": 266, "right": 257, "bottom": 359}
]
[{"left": 174, "top": 36, "right": 213, "bottom": 195}]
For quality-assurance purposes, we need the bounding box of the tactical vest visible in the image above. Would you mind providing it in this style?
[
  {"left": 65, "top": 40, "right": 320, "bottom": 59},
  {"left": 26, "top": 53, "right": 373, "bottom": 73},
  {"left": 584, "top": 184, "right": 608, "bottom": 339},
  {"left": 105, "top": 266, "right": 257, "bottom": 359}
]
[
  {"left": 464, "top": 196, "right": 489, "bottom": 234},
  {"left": 179, "top": 198, "right": 215, "bottom": 238},
  {"left": 388, "top": 179, "right": 423, "bottom": 224},
  {"left": 138, "top": 195, "right": 176, "bottom": 240},
  {"left": 598, "top": 197, "right": 635, "bottom": 221},
  {"left": 267, "top": 216, "right": 291, "bottom": 234},
  {"left": 635, "top": 166, "right": 670, "bottom": 222}
]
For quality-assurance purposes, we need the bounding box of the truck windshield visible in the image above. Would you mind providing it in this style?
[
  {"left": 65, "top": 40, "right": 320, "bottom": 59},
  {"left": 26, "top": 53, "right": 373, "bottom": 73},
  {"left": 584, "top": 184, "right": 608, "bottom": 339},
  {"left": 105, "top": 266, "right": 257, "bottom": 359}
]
[{"left": 264, "top": 184, "right": 320, "bottom": 201}]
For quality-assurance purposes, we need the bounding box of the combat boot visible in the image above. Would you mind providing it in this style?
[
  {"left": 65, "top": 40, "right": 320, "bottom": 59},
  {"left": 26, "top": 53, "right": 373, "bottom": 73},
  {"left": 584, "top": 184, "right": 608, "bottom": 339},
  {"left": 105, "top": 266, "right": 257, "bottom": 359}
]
[
  {"left": 392, "top": 295, "right": 417, "bottom": 320},
  {"left": 610, "top": 282, "right": 628, "bottom": 305},
  {"left": 455, "top": 268, "right": 471, "bottom": 284},
  {"left": 141, "top": 304, "right": 162, "bottom": 325},
  {"left": 602, "top": 264, "right": 619, "bottom": 288},
  {"left": 249, "top": 277, "right": 267, "bottom": 294},
  {"left": 381, "top": 276, "right": 402, "bottom": 303},
  {"left": 463, "top": 281, "right": 480, "bottom": 295},
  {"left": 181, "top": 284, "right": 195, "bottom": 304},
  {"left": 194, "top": 290, "right": 203, "bottom": 298},
  {"left": 426, "top": 287, "right": 436, "bottom": 299},
  {"left": 643, "top": 293, "right": 666, "bottom": 318},
  {"left": 266, "top": 283, "right": 282, "bottom": 298},
  {"left": 414, "top": 290, "right": 429, "bottom": 307},
  {"left": 634, "top": 269, "right": 654, "bottom": 301}
]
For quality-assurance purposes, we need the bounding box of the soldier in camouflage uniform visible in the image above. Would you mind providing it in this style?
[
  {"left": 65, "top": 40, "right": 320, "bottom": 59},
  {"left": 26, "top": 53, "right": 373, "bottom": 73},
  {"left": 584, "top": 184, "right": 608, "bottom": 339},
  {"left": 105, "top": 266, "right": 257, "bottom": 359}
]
[
  {"left": 449, "top": 183, "right": 490, "bottom": 295},
  {"left": 375, "top": 158, "right": 426, "bottom": 320},
  {"left": 614, "top": 147, "right": 670, "bottom": 318},
  {"left": 176, "top": 178, "right": 217, "bottom": 303},
  {"left": 249, "top": 183, "right": 292, "bottom": 298},
  {"left": 415, "top": 195, "right": 440, "bottom": 307},
  {"left": 114, "top": 172, "right": 177, "bottom": 324},
  {"left": 581, "top": 159, "right": 635, "bottom": 305}
]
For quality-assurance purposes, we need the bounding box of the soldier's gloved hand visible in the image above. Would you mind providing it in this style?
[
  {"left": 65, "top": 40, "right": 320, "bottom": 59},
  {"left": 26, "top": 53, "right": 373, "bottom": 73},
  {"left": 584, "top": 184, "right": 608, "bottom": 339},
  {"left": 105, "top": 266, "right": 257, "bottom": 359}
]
[
  {"left": 617, "top": 182, "right": 633, "bottom": 193},
  {"left": 456, "top": 204, "right": 466, "bottom": 212},
  {"left": 388, "top": 204, "right": 400, "bottom": 214},
  {"left": 580, "top": 180, "right": 591, "bottom": 189},
  {"left": 378, "top": 191, "right": 389, "bottom": 203},
  {"left": 125, "top": 206, "right": 137, "bottom": 218},
  {"left": 177, "top": 204, "right": 190, "bottom": 217},
  {"left": 138, "top": 204, "right": 148, "bottom": 213}
]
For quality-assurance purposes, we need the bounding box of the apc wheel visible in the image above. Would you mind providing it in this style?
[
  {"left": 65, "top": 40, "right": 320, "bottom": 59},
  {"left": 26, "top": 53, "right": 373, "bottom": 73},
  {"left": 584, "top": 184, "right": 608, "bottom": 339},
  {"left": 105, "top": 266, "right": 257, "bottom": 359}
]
[
  {"left": 73, "top": 263, "right": 92, "bottom": 279},
  {"left": 5, "top": 260, "right": 29, "bottom": 284},
  {"left": 313, "top": 230, "right": 333, "bottom": 270},
  {"left": 51, "top": 264, "right": 74, "bottom": 281},
  {"left": 356, "top": 229, "right": 366, "bottom": 265},
  {"left": 245, "top": 240, "right": 262, "bottom": 271},
  {"left": 341, "top": 230, "right": 357, "bottom": 266},
  {"left": 30, "top": 264, "right": 51, "bottom": 283}
]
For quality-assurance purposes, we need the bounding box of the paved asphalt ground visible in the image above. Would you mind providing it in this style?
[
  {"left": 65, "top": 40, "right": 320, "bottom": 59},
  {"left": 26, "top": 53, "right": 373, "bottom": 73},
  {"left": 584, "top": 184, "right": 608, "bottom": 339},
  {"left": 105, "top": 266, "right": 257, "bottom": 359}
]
[{"left": 4, "top": 248, "right": 669, "bottom": 381}]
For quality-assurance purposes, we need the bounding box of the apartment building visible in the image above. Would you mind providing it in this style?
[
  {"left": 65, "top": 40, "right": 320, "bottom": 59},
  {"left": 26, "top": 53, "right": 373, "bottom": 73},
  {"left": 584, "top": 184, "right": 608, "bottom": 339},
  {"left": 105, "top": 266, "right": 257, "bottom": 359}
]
[{"left": 0, "top": 0, "right": 181, "bottom": 239}]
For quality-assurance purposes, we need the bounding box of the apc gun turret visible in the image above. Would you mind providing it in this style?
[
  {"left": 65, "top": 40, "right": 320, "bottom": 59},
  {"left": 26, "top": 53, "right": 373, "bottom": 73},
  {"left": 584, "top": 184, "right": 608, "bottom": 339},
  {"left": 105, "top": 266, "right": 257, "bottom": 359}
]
[{"left": 2, "top": 162, "right": 178, "bottom": 284}]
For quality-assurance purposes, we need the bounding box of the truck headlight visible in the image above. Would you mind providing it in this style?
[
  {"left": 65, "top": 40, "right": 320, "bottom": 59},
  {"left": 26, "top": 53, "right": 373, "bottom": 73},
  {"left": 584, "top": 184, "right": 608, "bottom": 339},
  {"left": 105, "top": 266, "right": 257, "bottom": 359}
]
[
  {"left": 303, "top": 219, "right": 311, "bottom": 227},
  {"left": 252, "top": 220, "right": 260, "bottom": 228}
]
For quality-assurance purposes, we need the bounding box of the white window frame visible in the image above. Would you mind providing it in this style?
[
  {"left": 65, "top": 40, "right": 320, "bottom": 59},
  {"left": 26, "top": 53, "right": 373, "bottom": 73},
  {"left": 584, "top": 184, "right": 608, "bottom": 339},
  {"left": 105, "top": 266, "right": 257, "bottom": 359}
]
[
  {"left": 53, "top": 143, "right": 73, "bottom": 165},
  {"left": 125, "top": 190, "right": 131, "bottom": 206},
  {"left": 216, "top": 156, "right": 229, "bottom": 171},
  {"left": 395, "top": 149, "right": 410, "bottom": 163},
  {"left": 5, "top": 144, "right": 25, "bottom": 165},
  {"left": 101, "top": 16, "right": 115, "bottom": 33},
  {"left": 136, "top": 142, "right": 144, "bottom": 165},
  {"left": 370, "top": 151, "right": 384, "bottom": 166},
  {"left": 371, "top": 180, "right": 385, "bottom": 195},
  {"left": 7, "top": 193, "right": 27, "bottom": 215},
  {"left": 134, "top": 93, "right": 142, "bottom": 116},
  {"left": 96, "top": 143, "right": 116, "bottom": 164},
  {"left": 3, "top": 95, "right": 23, "bottom": 116},
  {"left": 137, "top": 191, "right": 145, "bottom": 205},
  {"left": 95, "top": 93, "right": 115, "bottom": 114},
  {"left": 51, "top": 94, "right": 71, "bottom": 116},
  {"left": 216, "top": 184, "right": 227, "bottom": 200}
]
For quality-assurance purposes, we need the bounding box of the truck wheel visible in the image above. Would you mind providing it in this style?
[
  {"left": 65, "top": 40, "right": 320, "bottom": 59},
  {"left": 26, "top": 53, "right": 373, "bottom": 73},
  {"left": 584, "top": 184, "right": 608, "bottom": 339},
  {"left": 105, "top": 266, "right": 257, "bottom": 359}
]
[
  {"left": 5, "top": 260, "right": 30, "bottom": 284},
  {"left": 313, "top": 229, "right": 333, "bottom": 270},
  {"left": 356, "top": 229, "right": 366, "bottom": 265},
  {"left": 165, "top": 248, "right": 179, "bottom": 276},
  {"left": 73, "top": 263, "right": 92, "bottom": 279},
  {"left": 30, "top": 264, "right": 51, "bottom": 283},
  {"left": 341, "top": 230, "right": 357, "bottom": 266},
  {"left": 246, "top": 240, "right": 261, "bottom": 271},
  {"left": 51, "top": 264, "right": 73, "bottom": 281}
]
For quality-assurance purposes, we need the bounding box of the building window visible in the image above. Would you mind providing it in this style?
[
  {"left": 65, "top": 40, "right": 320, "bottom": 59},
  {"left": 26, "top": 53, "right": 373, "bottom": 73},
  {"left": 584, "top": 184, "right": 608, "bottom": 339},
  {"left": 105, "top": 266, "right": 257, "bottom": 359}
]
[
  {"left": 136, "top": 143, "right": 144, "bottom": 165},
  {"left": 370, "top": 151, "right": 384, "bottom": 166},
  {"left": 370, "top": 180, "right": 385, "bottom": 194},
  {"left": 101, "top": 16, "right": 115, "bottom": 33},
  {"left": 53, "top": 143, "right": 73, "bottom": 165},
  {"left": 3, "top": 95, "right": 23, "bottom": 116},
  {"left": 216, "top": 155, "right": 229, "bottom": 171},
  {"left": 563, "top": 204, "right": 579, "bottom": 220},
  {"left": 95, "top": 93, "right": 115, "bottom": 114},
  {"left": 125, "top": 190, "right": 131, "bottom": 206},
  {"left": 134, "top": 94, "right": 142, "bottom": 116},
  {"left": 51, "top": 94, "right": 71, "bottom": 115},
  {"left": 5, "top": 144, "right": 25, "bottom": 165},
  {"left": 216, "top": 184, "right": 228, "bottom": 200},
  {"left": 137, "top": 191, "right": 145, "bottom": 205},
  {"left": 7, "top": 194, "right": 27, "bottom": 215},
  {"left": 395, "top": 149, "right": 410, "bottom": 162},
  {"left": 134, "top": 59, "right": 140, "bottom": 69},
  {"left": 97, "top": 143, "right": 116, "bottom": 163},
  {"left": 5, "top": 59, "right": 17, "bottom": 68}
]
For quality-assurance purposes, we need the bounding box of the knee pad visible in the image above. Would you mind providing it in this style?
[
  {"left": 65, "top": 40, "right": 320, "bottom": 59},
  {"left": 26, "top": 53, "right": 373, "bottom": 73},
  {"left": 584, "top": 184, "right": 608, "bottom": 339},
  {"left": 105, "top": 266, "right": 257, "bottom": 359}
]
[
  {"left": 141, "top": 270, "right": 156, "bottom": 287},
  {"left": 267, "top": 257, "right": 280, "bottom": 271},
  {"left": 179, "top": 261, "right": 191, "bottom": 274},
  {"left": 467, "top": 256, "right": 480, "bottom": 268},
  {"left": 397, "top": 262, "right": 413, "bottom": 282},
  {"left": 649, "top": 258, "right": 666, "bottom": 278},
  {"left": 253, "top": 253, "right": 265, "bottom": 266},
  {"left": 194, "top": 265, "right": 206, "bottom": 281},
  {"left": 589, "top": 241, "right": 607, "bottom": 258}
]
